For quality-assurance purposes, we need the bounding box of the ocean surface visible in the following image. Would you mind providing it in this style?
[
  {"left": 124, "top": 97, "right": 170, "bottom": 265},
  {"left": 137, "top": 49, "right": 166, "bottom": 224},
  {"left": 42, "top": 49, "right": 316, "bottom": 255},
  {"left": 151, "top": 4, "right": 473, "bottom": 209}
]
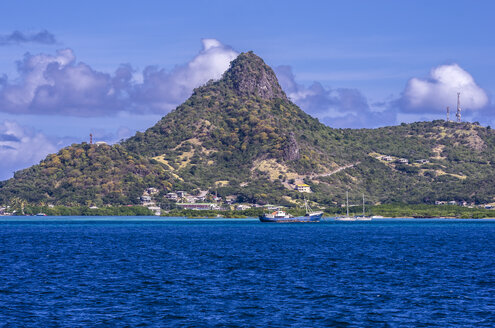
[{"left": 1, "top": 217, "right": 494, "bottom": 327}]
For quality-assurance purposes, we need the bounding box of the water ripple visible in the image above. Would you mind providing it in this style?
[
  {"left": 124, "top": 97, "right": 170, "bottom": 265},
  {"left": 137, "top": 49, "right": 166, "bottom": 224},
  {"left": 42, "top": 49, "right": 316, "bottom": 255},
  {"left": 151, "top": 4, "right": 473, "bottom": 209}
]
[{"left": 0, "top": 219, "right": 494, "bottom": 326}]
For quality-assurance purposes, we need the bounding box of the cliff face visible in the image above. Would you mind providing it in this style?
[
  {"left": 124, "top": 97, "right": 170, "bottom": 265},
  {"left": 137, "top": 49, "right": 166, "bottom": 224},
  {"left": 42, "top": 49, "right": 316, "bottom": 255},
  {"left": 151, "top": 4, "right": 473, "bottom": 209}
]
[{"left": 221, "top": 51, "right": 288, "bottom": 101}]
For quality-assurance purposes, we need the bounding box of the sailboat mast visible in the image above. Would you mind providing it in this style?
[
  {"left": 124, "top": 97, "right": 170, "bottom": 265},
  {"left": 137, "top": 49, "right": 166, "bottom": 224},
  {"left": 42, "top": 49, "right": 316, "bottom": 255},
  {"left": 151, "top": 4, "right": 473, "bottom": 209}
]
[
  {"left": 346, "top": 191, "right": 349, "bottom": 217},
  {"left": 362, "top": 193, "right": 365, "bottom": 217}
]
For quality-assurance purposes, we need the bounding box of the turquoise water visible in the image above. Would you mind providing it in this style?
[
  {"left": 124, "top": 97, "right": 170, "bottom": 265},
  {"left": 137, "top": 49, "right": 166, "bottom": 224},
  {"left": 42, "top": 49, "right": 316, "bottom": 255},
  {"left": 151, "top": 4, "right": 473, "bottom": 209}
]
[{"left": 1, "top": 217, "right": 494, "bottom": 327}]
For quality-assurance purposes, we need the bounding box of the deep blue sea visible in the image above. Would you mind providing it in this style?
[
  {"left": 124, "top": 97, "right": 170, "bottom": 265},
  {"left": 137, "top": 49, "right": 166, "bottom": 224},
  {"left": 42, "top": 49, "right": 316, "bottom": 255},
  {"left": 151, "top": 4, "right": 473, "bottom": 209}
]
[{"left": 1, "top": 217, "right": 495, "bottom": 327}]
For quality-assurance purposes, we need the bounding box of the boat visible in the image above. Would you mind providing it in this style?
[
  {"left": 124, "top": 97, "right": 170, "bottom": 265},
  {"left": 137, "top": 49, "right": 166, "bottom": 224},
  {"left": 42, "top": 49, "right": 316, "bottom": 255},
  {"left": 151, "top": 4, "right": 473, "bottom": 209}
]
[
  {"left": 259, "top": 200, "right": 322, "bottom": 223},
  {"left": 35, "top": 213, "right": 47, "bottom": 216},
  {"left": 354, "top": 194, "right": 371, "bottom": 220},
  {"left": 335, "top": 191, "right": 356, "bottom": 221}
]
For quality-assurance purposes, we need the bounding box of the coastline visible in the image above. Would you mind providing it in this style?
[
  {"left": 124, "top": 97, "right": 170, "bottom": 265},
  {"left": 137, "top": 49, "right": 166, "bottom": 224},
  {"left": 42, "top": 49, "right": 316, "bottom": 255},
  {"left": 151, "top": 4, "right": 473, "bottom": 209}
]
[{"left": 2, "top": 215, "right": 495, "bottom": 220}]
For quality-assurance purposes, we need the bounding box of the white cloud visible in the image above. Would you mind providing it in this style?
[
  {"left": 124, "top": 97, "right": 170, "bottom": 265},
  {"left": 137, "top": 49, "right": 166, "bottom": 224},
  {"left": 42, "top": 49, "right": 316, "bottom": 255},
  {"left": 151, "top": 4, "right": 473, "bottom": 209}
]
[
  {"left": 0, "top": 121, "right": 58, "bottom": 180},
  {"left": 0, "top": 39, "right": 239, "bottom": 116},
  {"left": 274, "top": 65, "right": 397, "bottom": 128},
  {"left": 132, "top": 38, "right": 238, "bottom": 112},
  {"left": 402, "top": 64, "right": 488, "bottom": 112}
]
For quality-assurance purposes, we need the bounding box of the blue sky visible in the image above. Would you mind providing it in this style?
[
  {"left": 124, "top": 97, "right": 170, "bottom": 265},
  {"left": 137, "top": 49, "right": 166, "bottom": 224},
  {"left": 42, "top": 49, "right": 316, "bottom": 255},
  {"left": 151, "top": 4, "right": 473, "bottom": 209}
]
[{"left": 0, "top": 0, "right": 494, "bottom": 180}]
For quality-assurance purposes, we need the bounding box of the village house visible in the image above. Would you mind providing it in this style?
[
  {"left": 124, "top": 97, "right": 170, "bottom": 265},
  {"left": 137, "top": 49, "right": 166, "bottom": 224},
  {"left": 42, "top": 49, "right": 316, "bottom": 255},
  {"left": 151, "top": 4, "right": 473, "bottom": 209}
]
[
  {"left": 140, "top": 195, "right": 154, "bottom": 206},
  {"left": 295, "top": 184, "right": 311, "bottom": 193},
  {"left": 236, "top": 204, "right": 251, "bottom": 211},
  {"left": 147, "top": 206, "right": 162, "bottom": 216},
  {"left": 381, "top": 155, "right": 393, "bottom": 161},
  {"left": 184, "top": 195, "right": 197, "bottom": 203},
  {"left": 225, "top": 195, "right": 237, "bottom": 204},
  {"left": 145, "top": 187, "right": 159, "bottom": 195},
  {"left": 396, "top": 158, "right": 409, "bottom": 164},
  {"left": 415, "top": 159, "right": 429, "bottom": 164},
  {"left": 166, "top": 192, "right": 178, "bottom": 200},
  {"left": 176, "top": 203, "right": 217, "bottom": 210}
]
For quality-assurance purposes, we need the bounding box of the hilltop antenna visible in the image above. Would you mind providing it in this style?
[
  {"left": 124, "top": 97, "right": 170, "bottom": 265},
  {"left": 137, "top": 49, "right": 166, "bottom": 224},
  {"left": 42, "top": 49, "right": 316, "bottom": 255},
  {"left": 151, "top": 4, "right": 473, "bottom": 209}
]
[
  {"left": 446, "top": 106, "right": 450, "bottom": 122},
  {"left": 456, "top": 92, "right": 461, "bottom": 123},
  {"left": 90, "top": 133, "right": 93, "bottom": 144}
]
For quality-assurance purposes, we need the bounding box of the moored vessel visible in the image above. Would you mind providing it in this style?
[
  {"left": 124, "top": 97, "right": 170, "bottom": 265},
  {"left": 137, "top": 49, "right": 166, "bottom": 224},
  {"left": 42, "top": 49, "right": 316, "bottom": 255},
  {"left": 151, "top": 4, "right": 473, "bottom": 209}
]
[
  {"left": 354, "top": 194, "right": 371, "bottom": 220},
  {"left": 259, "top": 200, "right": 322, "bottom": 223},
  {"left": 335, "top": 191, "right": 356, "bottom": 221}
]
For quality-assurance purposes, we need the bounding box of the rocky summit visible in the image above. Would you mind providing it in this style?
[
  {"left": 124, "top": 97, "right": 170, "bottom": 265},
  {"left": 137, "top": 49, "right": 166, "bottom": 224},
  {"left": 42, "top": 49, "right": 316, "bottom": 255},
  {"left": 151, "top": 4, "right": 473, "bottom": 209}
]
[{"left": 2, "top": 52, "right": 495, "bottom": 208}]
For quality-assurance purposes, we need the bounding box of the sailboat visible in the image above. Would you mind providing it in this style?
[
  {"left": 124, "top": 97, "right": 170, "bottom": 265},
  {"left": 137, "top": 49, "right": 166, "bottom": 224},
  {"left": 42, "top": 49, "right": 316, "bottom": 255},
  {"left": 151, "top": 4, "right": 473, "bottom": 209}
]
[
  {"left": 335, "top": 191, "right": 356, "bottom": 221},
  {"left": 354, "top": 194, "right": 372, "bottom": 220}
]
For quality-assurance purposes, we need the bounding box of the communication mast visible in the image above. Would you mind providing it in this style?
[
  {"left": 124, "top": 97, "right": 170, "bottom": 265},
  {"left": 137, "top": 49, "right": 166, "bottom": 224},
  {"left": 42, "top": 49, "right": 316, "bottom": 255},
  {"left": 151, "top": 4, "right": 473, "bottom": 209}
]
[
  {"left": 90, "top": 133, "right": 93, "bottom": 144},
  {"left": 456, "top": 92, "right": 461, "bottom": 123},
  {"left": 446, "top": 106, "right": 450, "bottom": 122}
]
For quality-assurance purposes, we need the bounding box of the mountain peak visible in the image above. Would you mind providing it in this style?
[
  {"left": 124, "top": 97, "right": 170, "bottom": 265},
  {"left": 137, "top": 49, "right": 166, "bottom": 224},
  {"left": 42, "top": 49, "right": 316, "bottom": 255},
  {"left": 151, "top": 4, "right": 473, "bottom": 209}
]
[{"left": 221, "top": 51, "right": 287, "bottom": 101}]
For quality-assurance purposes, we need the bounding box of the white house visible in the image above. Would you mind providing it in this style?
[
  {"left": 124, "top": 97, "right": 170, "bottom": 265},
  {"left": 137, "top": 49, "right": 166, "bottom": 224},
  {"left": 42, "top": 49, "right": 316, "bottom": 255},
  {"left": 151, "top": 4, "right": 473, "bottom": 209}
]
[{"left": 295, "top": 184, "right": 311, "bottom": 193}]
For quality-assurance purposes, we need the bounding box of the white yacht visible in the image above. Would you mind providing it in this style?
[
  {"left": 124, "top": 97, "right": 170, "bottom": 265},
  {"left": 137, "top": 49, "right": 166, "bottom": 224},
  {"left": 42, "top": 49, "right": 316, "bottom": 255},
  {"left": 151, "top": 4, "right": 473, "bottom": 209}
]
[
  {"left": 335, "top": 191, "right": 356, "bottom": 221},
  {"left": 354, "top": 194, "right": 371, "bottom": 220}
]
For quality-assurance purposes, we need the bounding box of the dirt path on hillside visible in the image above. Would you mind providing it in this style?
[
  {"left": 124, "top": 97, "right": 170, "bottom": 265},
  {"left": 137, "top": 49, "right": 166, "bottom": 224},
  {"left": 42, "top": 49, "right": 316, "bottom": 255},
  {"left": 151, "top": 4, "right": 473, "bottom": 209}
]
[{"left": 310, "top": 162, "right": 360, "bottom": 179}]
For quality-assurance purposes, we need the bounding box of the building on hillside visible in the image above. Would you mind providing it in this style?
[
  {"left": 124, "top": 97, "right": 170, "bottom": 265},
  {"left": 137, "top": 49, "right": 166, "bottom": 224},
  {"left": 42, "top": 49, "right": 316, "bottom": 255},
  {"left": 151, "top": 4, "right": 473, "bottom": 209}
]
[
  {"left": 141, "top": 195, "right": 152, "bottom": 203},
  {"left": 381, "top": 155, "right": 393, "bottom": 161},
  {"left": 176, "top": 203, "right": 216, "bottom": 210},
  {"left": 147, "top": 206, "right": 162, "bottom": 216},
  {"left": 295, "top": 184, "right": 311, "bottom": 193},
  {"left": 176, "top": 191, "right": 186, "bottom": 198},
  {"left": 415, "top": 159, "right": 429, "bottom": 164},
  {"left": 145, "top": 187, "right": 159, "bottom": 195},
  {"left": 236, "top": 204, "right": 252, "bottom": 211},
  {"left": 396, "top": 158, "right": 409, "bottom": 164},
  {"left": 185, "top": 195, "right": 197, "bottom": 203},
  {"left": 166, "top": 192, "right": 178, "bottom": 200},
  {"left": 95, "top": 141, "right": 107, "bottom": 146},
  {"left": 225, "top": 195, "right": 237, "bottom": 204},
  {"left": 140, "top": 195, "right": 155, "bottom": 206}
]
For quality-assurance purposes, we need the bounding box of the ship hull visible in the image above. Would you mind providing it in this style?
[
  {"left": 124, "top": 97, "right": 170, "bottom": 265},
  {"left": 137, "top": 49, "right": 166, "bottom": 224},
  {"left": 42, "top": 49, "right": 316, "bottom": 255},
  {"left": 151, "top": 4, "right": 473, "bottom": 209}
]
[{"left": 259, "top": 213, "right": 322, "bottom": 223}]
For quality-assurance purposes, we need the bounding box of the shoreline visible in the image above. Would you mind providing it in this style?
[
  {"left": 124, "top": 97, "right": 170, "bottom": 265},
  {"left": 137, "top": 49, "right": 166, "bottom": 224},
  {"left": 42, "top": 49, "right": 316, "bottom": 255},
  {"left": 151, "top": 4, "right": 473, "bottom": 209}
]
[{"left": 1, "top": 215, "right": 495, "bottom": 220}]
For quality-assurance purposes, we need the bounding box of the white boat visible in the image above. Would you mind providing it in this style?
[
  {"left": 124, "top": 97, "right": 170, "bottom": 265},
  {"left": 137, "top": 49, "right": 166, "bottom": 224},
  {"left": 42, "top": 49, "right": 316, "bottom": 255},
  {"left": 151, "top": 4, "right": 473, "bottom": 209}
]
[
  {"left": 354, "top": 194, "right": 371, "bottom": 220},
  {"left": 335, "top": 191, "right": 356, "bottom": 221}
]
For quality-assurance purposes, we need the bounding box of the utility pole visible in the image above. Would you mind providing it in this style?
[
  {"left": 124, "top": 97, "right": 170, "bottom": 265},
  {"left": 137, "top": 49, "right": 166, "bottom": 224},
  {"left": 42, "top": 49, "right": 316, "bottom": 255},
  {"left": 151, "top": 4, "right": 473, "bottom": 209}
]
[{"left": 446, "top": 106, "right": 450, "bottom": 122}]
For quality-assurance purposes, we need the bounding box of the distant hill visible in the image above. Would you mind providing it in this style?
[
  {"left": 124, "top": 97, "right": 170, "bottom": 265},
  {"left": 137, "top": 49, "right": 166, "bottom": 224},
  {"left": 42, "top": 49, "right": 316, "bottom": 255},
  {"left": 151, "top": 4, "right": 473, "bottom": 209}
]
[{"left": 1, "top": 52, "right": 495, "bottom": 207}]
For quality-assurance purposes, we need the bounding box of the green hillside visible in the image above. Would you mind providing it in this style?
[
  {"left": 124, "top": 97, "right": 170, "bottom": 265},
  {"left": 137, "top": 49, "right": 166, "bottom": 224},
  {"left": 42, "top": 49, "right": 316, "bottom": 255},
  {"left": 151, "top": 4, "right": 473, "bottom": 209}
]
[
  {"left": 1, "top": 52, "right": 495, "bottom": 207},
  {"left": 0, "top": 143, "right": 173, "bottom": 206}
]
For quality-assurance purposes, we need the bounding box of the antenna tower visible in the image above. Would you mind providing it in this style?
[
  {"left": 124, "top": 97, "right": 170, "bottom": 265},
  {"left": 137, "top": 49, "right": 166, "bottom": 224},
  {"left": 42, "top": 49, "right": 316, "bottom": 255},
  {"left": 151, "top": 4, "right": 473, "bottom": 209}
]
[
  {"left": 456, "top": 92, "right": 461, "bottom": 123},
  {"left": 90, "top": 133, "right": 93, "bottom": 144},
  {"left": 446, "top": 106, "right": 450, "bottom": 122}
]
